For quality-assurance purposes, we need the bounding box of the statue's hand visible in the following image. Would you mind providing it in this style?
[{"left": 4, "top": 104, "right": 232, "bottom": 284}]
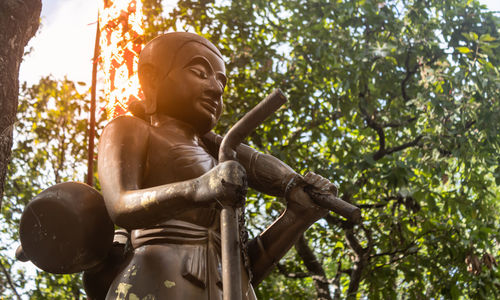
[
  {"left": 286, "top": 172, "right": 337, "bottom": 221},
  {"left": 195, "top": 160, "right": 247, "bottom": 207}
]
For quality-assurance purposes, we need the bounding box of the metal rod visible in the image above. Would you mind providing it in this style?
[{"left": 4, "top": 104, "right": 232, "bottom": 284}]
[
  {"left": 220, "top": 207, "right": 242, "bottom": 300},
  {"left": 219, "top": 89, "right": 287, "bottom": 300},
  {"left": 86, "top": 19, "right": 100, "bottom": 186},
  {"left": 219, "top": 89, "right": 287, "bottom": 162}
]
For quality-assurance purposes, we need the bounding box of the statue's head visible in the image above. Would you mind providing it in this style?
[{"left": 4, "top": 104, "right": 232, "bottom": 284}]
[{"left": 138, "top": 32, "right": 226, "bottom": 134}]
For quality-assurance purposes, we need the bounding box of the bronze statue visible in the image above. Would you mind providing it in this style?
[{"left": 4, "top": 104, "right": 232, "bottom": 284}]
[
  {"left": 18, "top": 32, "right": 360, "bottom": 300},
  {"left": 97, "top": 32, "right": 338, "bottom": 299}
]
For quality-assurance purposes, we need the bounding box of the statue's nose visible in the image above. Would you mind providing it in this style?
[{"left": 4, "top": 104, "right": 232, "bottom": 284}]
[{"left": 206, "top": 75, "right": 224, "bottom": 98}]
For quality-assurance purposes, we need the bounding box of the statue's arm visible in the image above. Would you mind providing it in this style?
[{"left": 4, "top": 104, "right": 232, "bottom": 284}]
[
  {"left": 98, "top": 117, "right": 245, "bottom": 230},
  {"left": 201, "top": 132, "right": 295, "bottom": 196},
  {"left": 202, "top": 132, "right": 331, "bottom": 285}
]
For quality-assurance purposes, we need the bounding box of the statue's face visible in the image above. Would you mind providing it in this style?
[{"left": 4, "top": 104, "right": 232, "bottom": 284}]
[{"left": 156, "top": 42, "right": 226, "bottom": 133}]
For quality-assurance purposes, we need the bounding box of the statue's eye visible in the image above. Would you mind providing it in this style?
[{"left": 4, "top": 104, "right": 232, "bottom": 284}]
[{"left": 190, "top": 67, "right": 208, "bottom": 79}]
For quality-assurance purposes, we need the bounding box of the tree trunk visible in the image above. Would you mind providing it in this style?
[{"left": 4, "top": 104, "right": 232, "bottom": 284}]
[{"left": 0, "top": 0, "right": 42, "bottom": 206}]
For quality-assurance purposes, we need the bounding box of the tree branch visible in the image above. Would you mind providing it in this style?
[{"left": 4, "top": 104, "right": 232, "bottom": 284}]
[
  {"left": 383, "top": 116, "right": 418, "bottom": 128},
  {"left": 359, "top": 90, "right": 423, "bottom": 161},
  {"left": 0, "top": 260, "right": 22, "bottom": 300},
  {"left": 383, "top": 134, "right": 423, "bottom": 158},
  {"left": 345, "top": 229, "right": 365, "bottom": 257},
  {"left": 345, "top": 228, "right": 366, "bottom": 298},
  {"left": 357, "top": 202, "right": 388, "bottom": 209},
  {"left": 370, "top": 241, "right": 416, "bottom": 260},
  {"left": 276, "top": 263, "right": 310, "bottom": 279},
  {"left": 295, "top": 235, "right": 332, "bottom": 300},
  {"left": 358, "top": 97, "right": 387, "bottom": 161},
  {"left": 401, "top": 52, "right": 417, "bottom": 102},
  {"left": 345, "top": 226, "right": 374, "bottom": 299},
  {"left": 324, "top": 213, "right": 344, "bottom": 228},
  {"left": 359, "top": 102, "right": 386, "bottom": 157}
]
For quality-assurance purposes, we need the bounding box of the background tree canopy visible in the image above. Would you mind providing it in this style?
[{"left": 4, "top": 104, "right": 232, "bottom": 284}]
[{"left": 1, "top": 0, "right": 499, "bottom": 299}]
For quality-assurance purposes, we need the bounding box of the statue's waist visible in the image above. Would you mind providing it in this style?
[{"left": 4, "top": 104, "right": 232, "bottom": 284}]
[
  {"left": 131, "top": 217, "right": 220, "bottom": 249},
  {"left": 131, "top": 218, "right": 223, "bottom": 290}
]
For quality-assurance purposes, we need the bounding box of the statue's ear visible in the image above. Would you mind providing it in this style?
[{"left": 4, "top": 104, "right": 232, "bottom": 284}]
[{"left": 138, "top": 63, "right": 159, "bottom": 115}]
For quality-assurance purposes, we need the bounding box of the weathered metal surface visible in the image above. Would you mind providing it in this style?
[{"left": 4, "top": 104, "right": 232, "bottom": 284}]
[
  {"left": 17, "top": 32, "right": 360, "bottom": 300},
  {"left": 19, "top": 182, "right": 114, "bottom": 274}
]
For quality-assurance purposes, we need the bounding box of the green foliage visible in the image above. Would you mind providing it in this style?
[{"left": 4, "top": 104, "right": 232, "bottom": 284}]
[
  {"left": 0, "top": 77, "right": 104, "bottom": 299},
  {"left": 144, "top": 0, "right": 500, "bottom": 298}
]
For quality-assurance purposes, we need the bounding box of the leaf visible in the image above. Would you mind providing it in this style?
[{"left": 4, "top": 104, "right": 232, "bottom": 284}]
[
  {"left": 456, "top": 47, "right": 471, "bottom": 54},
  {"left": 479, "top": 34, "right": 496, "bottom": 42}
]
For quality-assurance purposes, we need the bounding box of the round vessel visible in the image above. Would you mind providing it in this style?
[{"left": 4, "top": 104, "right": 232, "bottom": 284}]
[{"left": 19, "top": 182, "right": 114, "bottom": 274}]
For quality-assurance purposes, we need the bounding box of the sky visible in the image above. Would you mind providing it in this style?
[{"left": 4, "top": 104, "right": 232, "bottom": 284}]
[
  {"left": 19, "top": 0, "right": 500, "bottom": 87},
  {"left": 20, "top": 0, "right": 98, "bottom": 85},
  {"left": 19, "top": 0, "right": 176, "bottom": 86}
]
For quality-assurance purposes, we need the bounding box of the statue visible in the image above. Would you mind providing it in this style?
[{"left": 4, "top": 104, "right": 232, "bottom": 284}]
[{"left": 18, "top": 32, "right": 359, "bottom": 300}]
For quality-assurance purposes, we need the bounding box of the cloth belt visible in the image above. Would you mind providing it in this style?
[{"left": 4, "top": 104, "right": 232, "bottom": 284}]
[{"left": 131, "top": 219, "right": 222, "bottom": 289}]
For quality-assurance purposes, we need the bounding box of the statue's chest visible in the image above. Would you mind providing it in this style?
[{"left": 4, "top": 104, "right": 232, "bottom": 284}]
[{"left": 143, "top": 135, "right": 217, "bottom": 188}]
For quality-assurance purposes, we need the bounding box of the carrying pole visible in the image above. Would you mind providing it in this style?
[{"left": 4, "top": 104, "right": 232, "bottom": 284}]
[{"left": 219, "top": 89, "right": 286, "bottom": 300}]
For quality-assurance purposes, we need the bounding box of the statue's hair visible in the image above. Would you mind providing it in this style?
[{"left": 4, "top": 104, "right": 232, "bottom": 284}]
[{"left": 138, "top": 32, "right": 222, "bottom": 81}]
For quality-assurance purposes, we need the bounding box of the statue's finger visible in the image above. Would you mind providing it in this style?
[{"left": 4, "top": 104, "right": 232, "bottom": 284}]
[
  {"left": 303, "top": 172, "right": 320, "bottom": 185},
  {"left": 316, "top": 177, "right": 331, "bottom": 190}
]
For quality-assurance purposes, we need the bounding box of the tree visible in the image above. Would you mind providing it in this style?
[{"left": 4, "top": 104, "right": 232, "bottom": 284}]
[
  {"left": 1, "top": 77, "right": 104, "bottom": 299},
  {"left": 143, "top": 0, "right": 500, "bottom": 298},
  {"left": 0, "top": 0, "right": 42, "bottom": 205}
]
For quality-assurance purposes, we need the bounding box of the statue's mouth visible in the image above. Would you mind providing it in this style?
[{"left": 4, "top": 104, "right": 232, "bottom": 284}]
[{"left": 200, "top": 98, "right": 218, "bottom": 114}]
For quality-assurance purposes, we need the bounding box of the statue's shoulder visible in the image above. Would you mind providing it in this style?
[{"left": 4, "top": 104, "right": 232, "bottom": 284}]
[{"left": 102, "top": 115, "right": 150, "bottom": 139}]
